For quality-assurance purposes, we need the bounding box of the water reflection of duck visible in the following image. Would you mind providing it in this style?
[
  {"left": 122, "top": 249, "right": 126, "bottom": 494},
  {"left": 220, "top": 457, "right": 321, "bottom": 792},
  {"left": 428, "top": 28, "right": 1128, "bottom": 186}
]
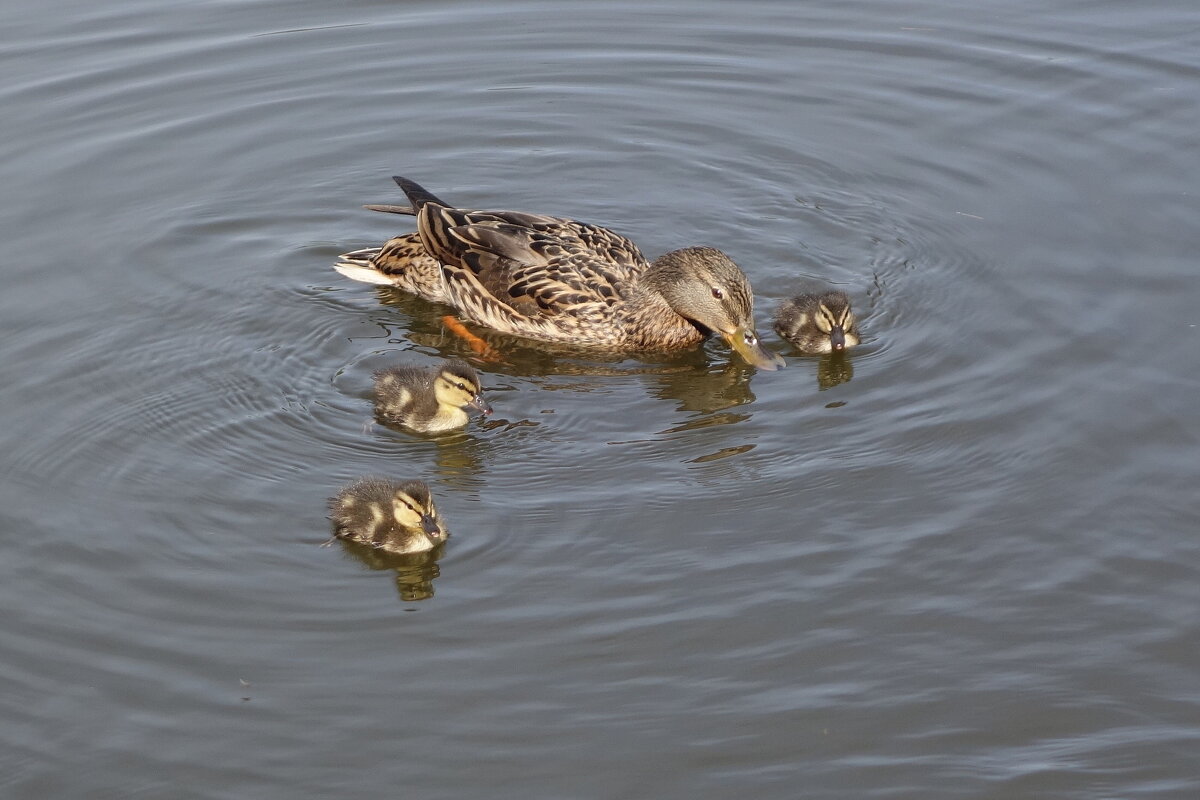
[
  {"left": 373, "top": 360, "right": 492, "bottom": 433},
  {"left": 646, "top": 357, "right": 757, "bottom": 414},
  {"left": 335, "top": 538, "right": 443, "bottom": 602},
  {"left": 334, "top": 176, "right": 784, "bottom": 370},
  {"left": 328, "top": 478, "right": 448, "bottom": 554},
  {"left": 816, "top": 353, "right": 854, "bottom": 390},
  {"left": 774, "top": 290, "right": 860, "bottom": 354}
]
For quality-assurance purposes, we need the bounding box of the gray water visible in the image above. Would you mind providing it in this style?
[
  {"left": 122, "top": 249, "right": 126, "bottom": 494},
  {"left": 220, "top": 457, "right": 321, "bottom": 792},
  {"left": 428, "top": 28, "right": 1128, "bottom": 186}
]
[{"left": 2, "top": 1, "right": 1198, "bottom": 797}]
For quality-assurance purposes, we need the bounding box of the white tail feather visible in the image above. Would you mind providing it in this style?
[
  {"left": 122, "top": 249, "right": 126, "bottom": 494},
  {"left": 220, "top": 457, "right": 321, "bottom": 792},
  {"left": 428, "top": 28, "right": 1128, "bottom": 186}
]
[{"left": 333, "top": 261, "right": 393, "bottom": 286}]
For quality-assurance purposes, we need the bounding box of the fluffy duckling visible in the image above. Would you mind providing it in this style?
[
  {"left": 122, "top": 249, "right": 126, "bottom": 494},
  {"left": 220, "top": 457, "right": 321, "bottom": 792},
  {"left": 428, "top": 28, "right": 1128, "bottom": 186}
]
[
  {"left": 372, "top": 360, "right": 492, "bottom": 433},
  {"left": 329, "top": 478, "right": 448, "bottom": 554},
  {"left": 334, "top": 176, "right": 784, "bottom": 370},
  {"left": 774, "top": 290, "right": 860, "bottom": 354}
]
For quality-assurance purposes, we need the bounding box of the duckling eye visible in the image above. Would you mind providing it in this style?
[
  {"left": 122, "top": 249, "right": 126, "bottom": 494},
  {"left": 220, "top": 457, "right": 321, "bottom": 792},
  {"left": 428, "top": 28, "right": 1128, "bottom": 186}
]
[
  {"left": 711, "top": 287, "right": 723, "bottom": 300},
  {"left": 456, "top": 383, "right": 466, "bottom": 391}
]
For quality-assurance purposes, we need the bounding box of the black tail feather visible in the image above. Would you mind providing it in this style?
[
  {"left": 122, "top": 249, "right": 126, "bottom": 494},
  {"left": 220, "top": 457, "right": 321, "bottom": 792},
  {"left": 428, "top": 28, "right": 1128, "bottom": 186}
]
[
  {"left": 363, "top": 204, "right": 415, "bottom": 216},
  {"left": 392, "top": 176, "right": 451, "bottom": 209}
]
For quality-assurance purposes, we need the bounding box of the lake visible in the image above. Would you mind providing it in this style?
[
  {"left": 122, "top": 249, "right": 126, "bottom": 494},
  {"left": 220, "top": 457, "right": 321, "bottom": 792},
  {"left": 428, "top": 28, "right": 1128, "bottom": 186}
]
[{"left": 2, "top": 1, "right": 1198, "bottom": 797}]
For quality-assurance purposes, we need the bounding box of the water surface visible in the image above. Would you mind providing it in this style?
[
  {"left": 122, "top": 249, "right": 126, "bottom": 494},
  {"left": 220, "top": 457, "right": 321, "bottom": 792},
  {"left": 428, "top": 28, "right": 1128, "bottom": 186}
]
[{"left": 2, "top": 1, "right": 1198, "bottom": 797}]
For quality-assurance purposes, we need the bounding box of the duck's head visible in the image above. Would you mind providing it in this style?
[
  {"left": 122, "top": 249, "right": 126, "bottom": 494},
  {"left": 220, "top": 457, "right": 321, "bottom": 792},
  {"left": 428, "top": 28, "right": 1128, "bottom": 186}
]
[
  {"left": 774, "top": 291, "right": 860, "bottom": 354},
  {"left": 819, "top": 292, "right": 858, "bottom": 352},
  {"left": 433, "top": 362, "right": 493, "bottom": 417},
  {"left": 390, "top": 481, "right": 447, "bottom": 545},
  {"left": 808, "top": 291, "right": 860, "bottom": 353},
  {"left": 646, "top": 247, "right": 785, "bottom": 370}
]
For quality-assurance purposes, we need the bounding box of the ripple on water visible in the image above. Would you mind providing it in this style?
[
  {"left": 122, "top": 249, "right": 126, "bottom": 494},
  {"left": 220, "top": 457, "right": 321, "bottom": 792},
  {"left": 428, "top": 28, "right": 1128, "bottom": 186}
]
[{"left": 4, "top": 0, "right": 1200, "bottom": 796}]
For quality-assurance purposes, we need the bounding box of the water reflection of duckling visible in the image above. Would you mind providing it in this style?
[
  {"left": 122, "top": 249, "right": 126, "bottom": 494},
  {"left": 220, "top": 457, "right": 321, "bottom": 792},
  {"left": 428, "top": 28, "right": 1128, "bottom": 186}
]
[
  {"left": 373, "top": 361, "right": 492, "bottom": 433},
  {"left": 336, "top": 538, "right": 443, "bottom": 602},
  {"left": 774, "top": 291, "right": 860, "bottom": 354},
  {"left": 816, "top": 353, "right": 854, "bottom": 390},
  {"left": 328, "top": 478, "right": 448, "bottom": 554}
]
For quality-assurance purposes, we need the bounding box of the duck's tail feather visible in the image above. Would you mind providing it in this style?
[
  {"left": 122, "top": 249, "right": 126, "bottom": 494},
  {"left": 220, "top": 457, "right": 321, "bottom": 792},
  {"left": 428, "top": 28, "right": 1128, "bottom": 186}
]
[
  {"left": 333, "top": 247, "right": 393, "bottom": 285},
  {"left": 363, "top": 204, "right": 415, "bottom": 216},
  {"left": 392, "top": 176, "right": 451, "bottom": 209}
]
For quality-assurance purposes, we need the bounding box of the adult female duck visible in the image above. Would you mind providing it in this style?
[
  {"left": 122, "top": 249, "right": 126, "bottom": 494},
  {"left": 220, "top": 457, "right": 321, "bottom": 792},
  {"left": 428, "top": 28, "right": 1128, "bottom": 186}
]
[{"left": 334, "top": 177, "right": 784, "bottom": 370}]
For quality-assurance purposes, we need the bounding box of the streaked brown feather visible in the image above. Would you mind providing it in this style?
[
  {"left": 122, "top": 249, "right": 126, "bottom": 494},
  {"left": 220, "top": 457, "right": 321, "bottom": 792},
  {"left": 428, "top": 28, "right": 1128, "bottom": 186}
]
[{"left": 333, "top": 177, "right": 781, "bottom": 367}]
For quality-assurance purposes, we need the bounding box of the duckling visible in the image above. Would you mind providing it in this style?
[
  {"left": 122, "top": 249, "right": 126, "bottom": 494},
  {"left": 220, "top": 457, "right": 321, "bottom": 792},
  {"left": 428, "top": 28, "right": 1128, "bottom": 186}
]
[
  {"left": 773, "top": 290, "right": 860, "bottom": 354},
  {"left": 328, "top": 478, "right": 448, "bottom": 554},
  {"left": 334, "top": 176, "right": 784, "bottom": 370},
  {"left": 372, "top": 360, "right": 492, "bottom": 433}
]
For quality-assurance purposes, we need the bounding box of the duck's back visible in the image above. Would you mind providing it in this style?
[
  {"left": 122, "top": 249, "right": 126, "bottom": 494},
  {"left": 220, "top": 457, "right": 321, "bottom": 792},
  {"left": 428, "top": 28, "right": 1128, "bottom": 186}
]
[
  {"left": 419, "top": 204, "right": 648, "bottom": 318},
  {"left": 774, "top": 294, "right": 819, "bottom": 340},
  {"left": 372, "top": 365, "right": 438, "bottom": 426},
  {"left": 329, "top": 478, "right": 401, "bottom": 545},
  {"left": 349, "top": 177, "right": 694, "bottom": 348}
]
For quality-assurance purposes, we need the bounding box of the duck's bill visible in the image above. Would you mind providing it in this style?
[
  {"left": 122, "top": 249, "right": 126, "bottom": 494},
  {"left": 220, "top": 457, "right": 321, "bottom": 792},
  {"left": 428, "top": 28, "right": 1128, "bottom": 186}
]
[
  {"left": 830, "top": 327, "right": 846, "bottom": 351},
  {"left": 469, "top": 396, "right": 494, "bottom": 416},
  {"left": 723, "top": 326, "right": 786, "bottom": 371}
]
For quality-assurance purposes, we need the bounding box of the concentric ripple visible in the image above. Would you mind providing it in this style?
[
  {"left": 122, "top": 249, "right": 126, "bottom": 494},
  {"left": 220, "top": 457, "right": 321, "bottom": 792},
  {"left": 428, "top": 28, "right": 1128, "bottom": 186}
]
[{"left": 2, "top": 1, "right": 1199, "bottom": 798}]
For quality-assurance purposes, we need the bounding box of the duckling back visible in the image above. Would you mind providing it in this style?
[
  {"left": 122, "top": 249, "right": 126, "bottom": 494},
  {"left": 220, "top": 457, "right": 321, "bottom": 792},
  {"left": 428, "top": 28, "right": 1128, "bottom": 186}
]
[{"left": 372, "top": 365, "right": 442, "bottom": 429}]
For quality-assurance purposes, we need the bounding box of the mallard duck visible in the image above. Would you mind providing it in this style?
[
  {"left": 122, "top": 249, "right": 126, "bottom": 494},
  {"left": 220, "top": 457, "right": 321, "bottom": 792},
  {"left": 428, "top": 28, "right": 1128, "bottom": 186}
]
[
  {"left": 328, "top": 478, "right": 447, "bottom": 554},
  {"left": 334, "top": 176, "right": 784, "bottom": 370},
  {"left": 372, "top": 360, "right": 492, "bottom": 433},
  {"left": 773, "top": 290, "right": 860, "bottom": 354}
]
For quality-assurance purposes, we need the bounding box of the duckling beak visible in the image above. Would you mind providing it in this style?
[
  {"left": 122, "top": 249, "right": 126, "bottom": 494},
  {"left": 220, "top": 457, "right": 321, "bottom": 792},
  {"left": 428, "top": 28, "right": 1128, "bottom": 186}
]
[
  {"left": 830, "top": 326, "right": 846, "bottom": 352},
  {"left": 468, "top": 395, "right": 493, "bottom": 416},
  {"left": 723, "top": 325, "right": 786, "bottom": 371},
  {"left": 421, "top": 514, "right": 442, "bottom": 538}
]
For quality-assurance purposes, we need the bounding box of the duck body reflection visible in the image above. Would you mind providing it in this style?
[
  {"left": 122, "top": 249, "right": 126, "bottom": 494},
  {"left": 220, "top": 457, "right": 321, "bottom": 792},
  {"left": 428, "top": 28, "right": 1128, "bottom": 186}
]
[{"left": 335, "top": 538, "right": 444, "bottom": 602}]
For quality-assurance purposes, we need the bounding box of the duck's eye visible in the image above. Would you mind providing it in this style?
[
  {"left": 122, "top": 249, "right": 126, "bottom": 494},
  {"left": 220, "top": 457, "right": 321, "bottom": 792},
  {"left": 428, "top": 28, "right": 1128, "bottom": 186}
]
[
  {"left": 711, "top": 287, "right": 723, "bottom": 300},
  {"left": 456, "top": 383, "right": 466, "bottom": 391}
]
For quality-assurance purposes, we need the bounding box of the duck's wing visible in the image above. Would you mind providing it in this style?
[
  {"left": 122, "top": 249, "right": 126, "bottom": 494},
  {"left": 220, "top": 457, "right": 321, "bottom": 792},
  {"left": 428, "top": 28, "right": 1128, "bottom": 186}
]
[
  {"left": 367, "top": 200, "right": 645, "bottom": 284},
  {"left": 419, "top": 204, "right": 648, "bottom": 319},
  {"left": 380, "top": 176, "right": 649, "bottom": 341}
]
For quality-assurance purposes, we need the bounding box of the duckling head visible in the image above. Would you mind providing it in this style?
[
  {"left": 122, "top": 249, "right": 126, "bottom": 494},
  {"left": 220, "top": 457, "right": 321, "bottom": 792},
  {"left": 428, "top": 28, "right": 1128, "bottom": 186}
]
[
  {"left": 391, "top": 481, "right": 447, "bottom": 546},
  {"left": 817, "top": 292, "right": 859, "bottom": 352},
  {"left": 433, "top": 362, "right": 493, "bottom": 417},
  {"left": 644, "top": 247, "right": 785, "bottom": 371},
  {"left": 774, "top": 291, "right": 860, "bottom": 354}
]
